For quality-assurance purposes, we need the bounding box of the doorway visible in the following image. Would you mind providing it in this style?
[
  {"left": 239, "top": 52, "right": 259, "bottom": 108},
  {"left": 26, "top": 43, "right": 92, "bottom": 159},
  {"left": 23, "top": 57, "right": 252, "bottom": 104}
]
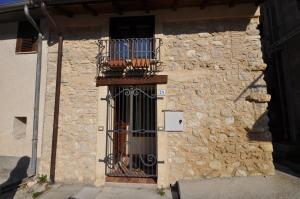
[{"left": 104, "top": 85, "right": 157, "bottom": 179}]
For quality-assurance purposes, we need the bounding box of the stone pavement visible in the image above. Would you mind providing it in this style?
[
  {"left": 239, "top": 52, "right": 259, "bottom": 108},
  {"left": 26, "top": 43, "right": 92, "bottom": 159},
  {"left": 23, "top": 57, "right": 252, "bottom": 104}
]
[
  {"left": 0, "top": 168, "right": 10, "bottom": 185},
  {"left": 38, "top": 183, "right": 173, "bottom": 199},
  {"left": 179, "top": 170, "right": 300, "bottom": 199},
  {"left": 93, "top": 183, "right": 173, "bottom": 199},
  {"left": 1, "top": 169, "right": 300, "bottom": 199}
]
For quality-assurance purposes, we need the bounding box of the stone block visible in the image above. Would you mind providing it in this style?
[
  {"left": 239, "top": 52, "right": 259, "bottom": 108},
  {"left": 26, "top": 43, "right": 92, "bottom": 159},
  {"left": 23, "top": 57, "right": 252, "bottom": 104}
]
[
  {"left": 246, "top": 93, "right": 271, "bottom": 103},
  {"left": 209, "top": 161, "right": 222, "bottom": 170}
]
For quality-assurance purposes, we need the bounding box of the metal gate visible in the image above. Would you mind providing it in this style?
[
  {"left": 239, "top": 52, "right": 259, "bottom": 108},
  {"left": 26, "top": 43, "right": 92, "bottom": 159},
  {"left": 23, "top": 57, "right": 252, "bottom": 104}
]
[{"left": 102, "top": 85, "right": 157, "bottom": 178}]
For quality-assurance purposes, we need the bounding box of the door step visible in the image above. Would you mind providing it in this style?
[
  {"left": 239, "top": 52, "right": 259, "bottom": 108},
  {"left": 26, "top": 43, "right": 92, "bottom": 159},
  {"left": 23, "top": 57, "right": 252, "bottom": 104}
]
[{"left": 106, "top": 176, "right": 156, "bottom": 184}]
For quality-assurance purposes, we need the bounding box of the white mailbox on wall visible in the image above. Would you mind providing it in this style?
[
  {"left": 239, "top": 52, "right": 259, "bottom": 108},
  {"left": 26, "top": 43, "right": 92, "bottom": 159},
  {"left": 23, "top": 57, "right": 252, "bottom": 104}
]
[{"left": 164, "top": 111, "right": 183, "bottom": 132}]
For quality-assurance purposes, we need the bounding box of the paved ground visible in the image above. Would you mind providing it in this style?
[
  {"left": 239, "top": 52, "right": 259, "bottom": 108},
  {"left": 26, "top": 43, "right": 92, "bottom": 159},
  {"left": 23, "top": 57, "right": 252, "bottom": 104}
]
[
  {"left": 42, "top": 183, "right": 173, "bottom": 199},
  {"left": 179, "top": 170, "right": 300, "bottom": 199},
  {"left": 0, "top": 184, "right": 84, "bottom": 199},
  {"left": 37, "top": 184, "right": 84, "bottom": 199},
  {"left": 1, "top": 169, "right": 300, "bottom": 199},
  {"left": 94, "top": 183, "right": 173, "bottom": 199},
  {"left": 0, "top": 169, "right": 10, "bottom": 185},
  {"left": 0, "top": 183, "right": 174, "bottom": 199}
]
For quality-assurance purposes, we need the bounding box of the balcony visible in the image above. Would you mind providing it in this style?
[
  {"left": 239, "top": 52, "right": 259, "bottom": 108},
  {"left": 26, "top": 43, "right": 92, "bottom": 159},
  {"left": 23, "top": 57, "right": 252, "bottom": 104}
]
[{"left": 96, "top": 38, "right": 163, "bottom": 78}]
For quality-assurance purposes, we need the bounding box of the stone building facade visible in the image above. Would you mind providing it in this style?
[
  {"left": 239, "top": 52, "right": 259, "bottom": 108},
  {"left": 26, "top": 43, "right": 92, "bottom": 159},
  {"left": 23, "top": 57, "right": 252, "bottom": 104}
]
[{"left": 37, "top": 3, "right": 274, "bottom": 187}]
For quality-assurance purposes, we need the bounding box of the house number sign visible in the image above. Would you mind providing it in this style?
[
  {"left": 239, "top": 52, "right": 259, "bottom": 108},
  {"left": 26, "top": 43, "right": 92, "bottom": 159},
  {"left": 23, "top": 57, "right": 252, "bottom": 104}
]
[{"left": 159, "top": 89, "right": 166, "bottom": 96}]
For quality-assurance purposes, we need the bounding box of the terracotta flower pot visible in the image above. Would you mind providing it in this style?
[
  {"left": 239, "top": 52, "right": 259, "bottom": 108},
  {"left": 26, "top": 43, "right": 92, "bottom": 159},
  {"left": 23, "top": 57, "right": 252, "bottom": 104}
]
[
  {"left": 131, "top": 58, "right": 150, "bottom": 68},
  {"left": 108, "top": 59, "right": 127, "bottom": 70}
]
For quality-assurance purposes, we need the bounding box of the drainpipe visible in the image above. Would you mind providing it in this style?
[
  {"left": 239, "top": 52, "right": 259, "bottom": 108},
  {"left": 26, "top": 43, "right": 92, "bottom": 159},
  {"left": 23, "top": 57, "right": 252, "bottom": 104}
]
[
  {"left": 24, "top": 4, "right": 43, "bottom": 176},
  {"left": 41, "top": 1, "right": 63, "bottom": 183}
]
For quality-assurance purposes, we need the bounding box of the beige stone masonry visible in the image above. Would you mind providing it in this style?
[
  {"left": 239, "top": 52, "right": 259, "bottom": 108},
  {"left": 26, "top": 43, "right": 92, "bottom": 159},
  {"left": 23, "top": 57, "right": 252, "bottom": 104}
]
[
  {"left": 39, "top": 5, "right": 274, "bottom": 186},
  {"left": 40, "top": 27, "right": 101, "bottom": 184},
  {"left": 160, "top": 17, "right": 274, "bottom": 183}
]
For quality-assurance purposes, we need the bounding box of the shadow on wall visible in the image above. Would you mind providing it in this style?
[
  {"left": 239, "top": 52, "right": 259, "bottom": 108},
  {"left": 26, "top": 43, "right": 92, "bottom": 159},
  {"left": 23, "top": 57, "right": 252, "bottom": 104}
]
[
  {"left": 234, "top": 73, "right": 265, "bottom": 103},
  {"left": 246, "top": 111, "right": 272, "bottom": 142},
  {"left": 46, "top": 5, "right": 259, "bottom": 45},
  {"left": 233, "top": 72, "right": 271, "bottom": 142},
  {"left": 48, "top": 26, "right": 102, "bottom": 46},
  {"left": 163, "top": 18, "right": 251, "bottom": 36},
  {"left": 160, "top": 6, "right": 258, "bottom": 35},
  {"left": 0, "top": 156, "right": 30, "bottom": 199}
]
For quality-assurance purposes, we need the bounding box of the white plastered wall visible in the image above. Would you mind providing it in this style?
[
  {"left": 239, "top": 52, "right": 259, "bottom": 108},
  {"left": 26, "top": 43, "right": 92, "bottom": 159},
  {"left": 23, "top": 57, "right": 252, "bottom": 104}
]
[{"left": 0, "top": 22, "right": 48, "bottom": 162}]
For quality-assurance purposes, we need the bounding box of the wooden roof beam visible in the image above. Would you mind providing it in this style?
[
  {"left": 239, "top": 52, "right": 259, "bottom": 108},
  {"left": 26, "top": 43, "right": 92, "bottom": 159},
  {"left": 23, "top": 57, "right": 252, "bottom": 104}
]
[
  {"left": 172, "top": 0, "right": 179, "bottom": 11},
  {"left": 142, "top": 0, "right": 150, "bottom": 13},
  {"left": 112, "top": 0, "right": 123, "bottom": 15},
  {"left": 255, "top": 0, "right": 265, "bottom": 6},
  {"left": 54, "top": 6, "right": 73, "bottom": 17},
  {"left": 81, "top": 4, "right": 98, "bottom": 16},
  {"left": 200, "top": 0, "right": 209, "bottom": 9},
  {"left": 228, "top": 0, "right": 236, "bottom": 7}
]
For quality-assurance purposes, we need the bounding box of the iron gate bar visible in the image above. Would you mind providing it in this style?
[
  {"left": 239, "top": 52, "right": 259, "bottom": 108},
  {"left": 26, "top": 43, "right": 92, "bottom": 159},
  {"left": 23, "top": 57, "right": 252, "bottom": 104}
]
[
  {"left": 102, "top": 85, "right": 158, "bottom": 178},
  {"left": 129, "top": 87, "right": 133, "bottom": 172}
]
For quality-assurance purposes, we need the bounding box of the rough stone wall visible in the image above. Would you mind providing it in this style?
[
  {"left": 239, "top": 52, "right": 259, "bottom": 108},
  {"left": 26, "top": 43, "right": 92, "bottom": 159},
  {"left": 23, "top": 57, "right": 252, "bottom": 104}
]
[
  {"left": 162, "top": 17, "right": 275, "bottom": 182},
  {"left": 39, "top": 13, "right": 275, "bottom": 185},
  {"left": 39, "top": 27, "right": 100, "bottom": 184}
]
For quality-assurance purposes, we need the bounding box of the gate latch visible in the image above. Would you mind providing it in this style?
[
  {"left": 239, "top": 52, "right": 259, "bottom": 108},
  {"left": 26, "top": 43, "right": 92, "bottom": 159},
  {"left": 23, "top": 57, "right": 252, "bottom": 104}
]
[{"left": 98, "top": 157, "right": 108, "bottom": 163}]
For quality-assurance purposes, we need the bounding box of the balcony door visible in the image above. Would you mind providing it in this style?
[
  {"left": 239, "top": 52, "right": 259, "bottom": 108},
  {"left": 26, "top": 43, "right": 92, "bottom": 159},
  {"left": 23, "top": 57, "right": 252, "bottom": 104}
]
[
  {"left": 110, "top": 16, "right": 154, "bottom": 39},
  {"left": 109, "top": 16, "right": 155, "bottom": 62}
]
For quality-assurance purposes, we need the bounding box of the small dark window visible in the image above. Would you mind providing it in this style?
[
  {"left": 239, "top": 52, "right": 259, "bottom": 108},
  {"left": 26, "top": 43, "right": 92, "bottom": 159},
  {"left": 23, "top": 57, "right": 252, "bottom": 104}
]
[
  {"left": 297, "top": 0, "right": 300, "bottom": 9},
  {"left": 16, "top": 21, "right": 39, "bottom": 53},
  {"left": 13, "top": 117, "right": 27, "bottom": 139}
]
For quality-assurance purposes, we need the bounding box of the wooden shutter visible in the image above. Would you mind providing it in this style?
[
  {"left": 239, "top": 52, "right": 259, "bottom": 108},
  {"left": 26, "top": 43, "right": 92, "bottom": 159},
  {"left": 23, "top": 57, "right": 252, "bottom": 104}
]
[{"left": 16, "top": 21, "right": 38, "bottom": 53}]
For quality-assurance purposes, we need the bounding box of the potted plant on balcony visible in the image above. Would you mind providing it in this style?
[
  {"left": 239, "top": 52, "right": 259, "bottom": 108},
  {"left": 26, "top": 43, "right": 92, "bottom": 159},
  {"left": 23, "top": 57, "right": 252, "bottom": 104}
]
[{"left": 108, "top": 59, "right": 127, "bottom": 70}]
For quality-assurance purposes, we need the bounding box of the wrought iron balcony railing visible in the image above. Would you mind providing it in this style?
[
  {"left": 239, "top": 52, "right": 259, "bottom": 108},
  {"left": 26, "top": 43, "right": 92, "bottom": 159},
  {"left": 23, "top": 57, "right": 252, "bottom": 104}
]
[{"left": 97, "top": 38, "right": 162, "bottom": 77}]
